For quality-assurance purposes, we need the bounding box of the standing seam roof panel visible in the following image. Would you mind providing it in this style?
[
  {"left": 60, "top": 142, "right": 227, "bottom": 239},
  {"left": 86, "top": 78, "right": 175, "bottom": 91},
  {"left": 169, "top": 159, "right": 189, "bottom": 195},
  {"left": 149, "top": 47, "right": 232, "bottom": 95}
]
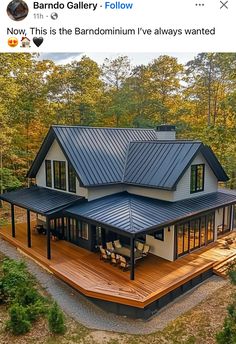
[
  {"left": 65, "top": 191, "right": 236, "bottom": 233},
  {"left": 124, "top": 141, "right": 203, "bottom": 189}
]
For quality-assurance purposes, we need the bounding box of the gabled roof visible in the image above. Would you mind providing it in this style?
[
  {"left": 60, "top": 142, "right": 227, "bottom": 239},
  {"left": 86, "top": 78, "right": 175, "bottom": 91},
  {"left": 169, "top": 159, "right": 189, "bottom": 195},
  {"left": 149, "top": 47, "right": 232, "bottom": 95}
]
[
  {"left": 27, "top": 125, "right": 229, "bottom": 189},
  {"left": 123, "top": 141, "right": 228, "bottom": 190},
  {"left": 0, "top": 186, "right": 82, "bottom": 216},
  {"left": 27, "top": 126, "right": 157, "bottom": 185},
  {"left": 65, "top": 190, "right": 236, "bottom": 234}
]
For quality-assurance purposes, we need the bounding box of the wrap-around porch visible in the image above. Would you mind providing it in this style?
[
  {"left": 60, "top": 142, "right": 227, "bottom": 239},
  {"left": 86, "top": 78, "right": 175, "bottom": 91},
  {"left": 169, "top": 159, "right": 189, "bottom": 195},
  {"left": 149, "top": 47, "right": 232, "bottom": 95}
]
[{"left": 1, "top": 222, "right": 236, "bottom": 310}]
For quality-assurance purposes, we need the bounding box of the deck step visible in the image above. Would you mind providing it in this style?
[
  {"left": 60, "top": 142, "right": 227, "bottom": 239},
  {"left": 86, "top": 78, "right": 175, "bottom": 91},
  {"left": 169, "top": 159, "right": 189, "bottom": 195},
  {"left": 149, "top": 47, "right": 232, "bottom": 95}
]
[{"left": 213, "top": 253, "right": 236, "bottom": 278}]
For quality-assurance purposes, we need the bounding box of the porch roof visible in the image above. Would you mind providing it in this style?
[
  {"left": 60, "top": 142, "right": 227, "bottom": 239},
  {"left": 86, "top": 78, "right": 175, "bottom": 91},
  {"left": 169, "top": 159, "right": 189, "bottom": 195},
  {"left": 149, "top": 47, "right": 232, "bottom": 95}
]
[
  {"left": 0, "top": 186, "right": 83, "bottom": 216},
  {"left": 65, "top": 189, "right": 236, "bottom": 235}
]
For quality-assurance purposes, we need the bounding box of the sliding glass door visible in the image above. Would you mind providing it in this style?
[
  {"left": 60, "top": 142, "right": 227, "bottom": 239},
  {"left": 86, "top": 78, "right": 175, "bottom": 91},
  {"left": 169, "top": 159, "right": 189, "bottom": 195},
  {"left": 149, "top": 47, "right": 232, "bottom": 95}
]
[{"left": 176, "top": 212, "right": 214, "bottom": 258}]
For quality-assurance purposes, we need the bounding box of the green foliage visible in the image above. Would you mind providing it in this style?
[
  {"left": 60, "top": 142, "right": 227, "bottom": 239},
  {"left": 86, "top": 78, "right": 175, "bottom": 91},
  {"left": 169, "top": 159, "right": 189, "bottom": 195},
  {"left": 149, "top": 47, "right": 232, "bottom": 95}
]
[
  {"left": 6, "top": 304, "right": 31, "bottom": 335},
  {"left": 26, "top": 299, "right": 47, "bottom": 322},
  {"left": 48, "top": 302, "right": 66, "bottom": 334},
  {"left": 216, "top": 302, "right": 236, "bottom": 344},
  {"left": 0, "top": 258, "right": 49, "bottom": 335},
  {"left": 0, "top": 168, "right": 21, "bottom": 192},
  {"left": 1, "top": 259, "right": 32, "bottom": 303},
  {"left": 216, "top": 266, "right": 236, "bottom": 343}
]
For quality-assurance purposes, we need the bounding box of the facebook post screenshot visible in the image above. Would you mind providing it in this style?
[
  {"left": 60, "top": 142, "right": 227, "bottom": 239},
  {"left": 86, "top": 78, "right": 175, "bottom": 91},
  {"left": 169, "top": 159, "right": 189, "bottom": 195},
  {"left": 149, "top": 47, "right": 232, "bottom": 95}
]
[{"left": 0, "top": 0, "right": 236, "bottom": 342}]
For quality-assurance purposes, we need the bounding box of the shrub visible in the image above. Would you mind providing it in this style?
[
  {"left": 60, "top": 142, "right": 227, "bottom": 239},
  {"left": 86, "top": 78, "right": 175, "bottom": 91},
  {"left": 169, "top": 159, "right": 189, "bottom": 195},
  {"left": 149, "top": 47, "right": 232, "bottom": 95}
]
[
  {"left": 6, "top": 304, "right": 31, "bottom": 335},
  {"left": 26, "top": 299, "right": 48, "bottom": 322},
  {"left": 48, "top": 302, "right": 66, "bottom": 334},
  {"left": 15, "top": 286, "right": 40, "bottom": 306},
  {"left": 1, "top": 259, "right": 31, "bottom": 303}
]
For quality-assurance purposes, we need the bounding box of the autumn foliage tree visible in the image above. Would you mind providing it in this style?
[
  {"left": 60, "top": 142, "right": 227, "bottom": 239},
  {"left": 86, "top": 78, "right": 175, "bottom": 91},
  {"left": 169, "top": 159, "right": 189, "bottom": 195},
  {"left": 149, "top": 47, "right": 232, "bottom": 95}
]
[{"left": 1, "top": 52, "right": 236, "bottom": 188}]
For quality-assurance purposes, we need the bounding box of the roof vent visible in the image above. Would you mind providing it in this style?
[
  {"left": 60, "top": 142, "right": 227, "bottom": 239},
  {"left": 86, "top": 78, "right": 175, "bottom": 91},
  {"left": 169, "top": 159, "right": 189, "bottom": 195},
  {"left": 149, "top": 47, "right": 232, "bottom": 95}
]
[{"left": 156, "top": 124, "right": 176, "bottom": 140}]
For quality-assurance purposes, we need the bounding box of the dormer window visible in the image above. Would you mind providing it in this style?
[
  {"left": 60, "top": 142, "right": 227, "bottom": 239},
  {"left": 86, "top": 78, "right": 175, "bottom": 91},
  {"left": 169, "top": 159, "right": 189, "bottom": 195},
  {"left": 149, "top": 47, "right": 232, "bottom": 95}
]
[{"left": 190, "top": 164, "right": 205, "bottom": 193}]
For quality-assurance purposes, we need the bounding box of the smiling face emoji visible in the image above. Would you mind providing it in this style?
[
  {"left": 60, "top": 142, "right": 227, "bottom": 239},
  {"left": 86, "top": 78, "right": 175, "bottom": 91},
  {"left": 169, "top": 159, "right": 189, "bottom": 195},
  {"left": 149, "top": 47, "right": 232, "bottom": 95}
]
[{"left": 8, "top": 37, "right": 18, "bottom": 47}]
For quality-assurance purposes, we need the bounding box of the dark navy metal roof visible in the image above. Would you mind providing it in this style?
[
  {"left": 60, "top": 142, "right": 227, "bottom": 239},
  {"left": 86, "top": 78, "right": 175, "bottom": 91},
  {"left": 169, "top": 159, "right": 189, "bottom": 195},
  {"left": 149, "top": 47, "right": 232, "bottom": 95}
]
[
  {"left": 65, "top": 190, "right": 236, "bottom": 234},
  {"left": 124, "top": 141, "right": 228, "bottom": 189},
  {"left": 200, "top": 145, "right": 229, "bottom": 181},
  {"left": 0, "top": 186, "right": 82, "bottom": 216},
  {"left": 27, "top": 125, "right": 228, "bottom": 189},
  {"left": 124, "top": 141, "right": 202, "bottom": 190},
  {"left": 27, "top": 126, "right": 157, "bottom": 186}
]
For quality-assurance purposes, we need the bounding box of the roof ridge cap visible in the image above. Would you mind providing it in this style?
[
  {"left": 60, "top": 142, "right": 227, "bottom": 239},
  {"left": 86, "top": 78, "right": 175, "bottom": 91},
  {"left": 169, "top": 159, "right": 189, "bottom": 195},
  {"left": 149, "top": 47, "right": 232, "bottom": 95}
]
[{"left": 52, "top": 125, "right": 155, "bottom": 131}]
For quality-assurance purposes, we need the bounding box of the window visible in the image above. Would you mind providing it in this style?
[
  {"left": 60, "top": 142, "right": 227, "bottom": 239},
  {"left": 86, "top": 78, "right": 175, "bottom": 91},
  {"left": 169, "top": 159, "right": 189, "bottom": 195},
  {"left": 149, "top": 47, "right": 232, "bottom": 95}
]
[
  {"left": 190, "top": 164, "right": 205, "bottom": 193},
  {"left": 69, "top": 218, "right": 78, "bottom": 243},
  {"left": 153, "top": 228, "right": 164, "bottom": 241},
  {"left": 217, "top": 206, "right": 231, "bottom": 236},
  {"left": 176, "top": 213, "right": 214, "bottom": 258},
  {"left": 45, "top": 160, "right": 52, "bottom": 187},
  {"left": 53, "top": 161, "right": 66, "bottom": 190},
  {"left": 68, "top": 162, "right": 76, "bottom": 193},
  {"left": 78, "top": 221, "right": 89, "bottom": 240}
]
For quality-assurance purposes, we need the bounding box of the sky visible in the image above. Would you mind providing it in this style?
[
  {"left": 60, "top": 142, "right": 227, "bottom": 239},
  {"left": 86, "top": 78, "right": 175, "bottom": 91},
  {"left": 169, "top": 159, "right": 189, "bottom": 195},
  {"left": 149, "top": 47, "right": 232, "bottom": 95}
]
[{"left": 40, "top": 52, "right": 197, "bottom": 66}]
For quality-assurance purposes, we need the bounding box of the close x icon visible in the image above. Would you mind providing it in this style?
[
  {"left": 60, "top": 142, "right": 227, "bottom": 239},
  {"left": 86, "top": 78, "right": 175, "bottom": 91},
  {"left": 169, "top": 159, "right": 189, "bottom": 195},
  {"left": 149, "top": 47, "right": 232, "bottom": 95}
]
[{"left": 220, "top": 0, "right": 229, "bottom": 9}]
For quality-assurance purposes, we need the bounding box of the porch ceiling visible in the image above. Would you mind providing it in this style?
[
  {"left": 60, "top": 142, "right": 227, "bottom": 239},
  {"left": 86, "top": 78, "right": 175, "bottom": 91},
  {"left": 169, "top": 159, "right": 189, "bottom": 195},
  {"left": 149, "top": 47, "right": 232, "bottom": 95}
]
[
  {"left": 65, "top": 189, "right": 236, "bottom": 234},
  {"left": 0, "top": 186, "right": 83, "bottom": 216}
]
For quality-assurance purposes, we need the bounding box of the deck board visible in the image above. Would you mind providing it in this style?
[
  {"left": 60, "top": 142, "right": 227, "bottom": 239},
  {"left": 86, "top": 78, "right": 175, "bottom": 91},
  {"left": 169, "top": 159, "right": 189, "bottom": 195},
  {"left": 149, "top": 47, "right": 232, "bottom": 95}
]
[{"left": 0, "top": 223, "right": 236, "bottom": 308}]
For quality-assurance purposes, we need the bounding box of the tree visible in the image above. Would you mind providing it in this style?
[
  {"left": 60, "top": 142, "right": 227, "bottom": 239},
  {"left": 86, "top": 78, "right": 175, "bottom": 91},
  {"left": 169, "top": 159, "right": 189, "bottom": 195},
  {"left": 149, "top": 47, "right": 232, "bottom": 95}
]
[
  {"left": 102, "top": 56, "right": 131, "bottom": 126},
  {"left": 147, "top": 55, "right": 184, "bottom": 123},
  {"left": 0, "top": 168, "right": 22, "bottom": 193},
  {"left": 70, "top": 56, "right": 103, "bottom": 125}
]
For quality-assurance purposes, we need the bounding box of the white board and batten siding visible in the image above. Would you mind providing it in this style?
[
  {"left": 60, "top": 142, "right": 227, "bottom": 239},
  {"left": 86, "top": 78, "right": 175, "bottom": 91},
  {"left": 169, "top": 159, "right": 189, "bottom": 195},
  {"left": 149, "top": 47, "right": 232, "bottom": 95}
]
[
  {"left": 36, "top": 139, "right": 88, "bottom": 197},
  {"left": 146, "top": 226, "right": 175, "bottom": 261},
  {"left": 127, "top": 152, "right": 218, "bottom": 202},
  {"left": 173, "top": 153, "right": 218, "bottom": 201}
]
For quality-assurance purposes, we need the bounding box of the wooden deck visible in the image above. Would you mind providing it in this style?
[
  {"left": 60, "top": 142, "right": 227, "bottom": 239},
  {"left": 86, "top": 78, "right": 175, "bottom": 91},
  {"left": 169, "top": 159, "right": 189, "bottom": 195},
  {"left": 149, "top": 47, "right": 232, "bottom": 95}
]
[{"left": 0, "top": 223, "right": 236, "bottom": 308}]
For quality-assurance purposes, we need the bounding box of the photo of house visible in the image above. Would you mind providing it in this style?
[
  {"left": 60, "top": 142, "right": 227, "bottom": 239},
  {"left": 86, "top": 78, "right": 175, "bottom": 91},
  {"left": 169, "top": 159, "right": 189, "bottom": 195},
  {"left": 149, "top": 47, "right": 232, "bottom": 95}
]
[{"left": 1, "top": 124, "right": 236, "bottom": 318}]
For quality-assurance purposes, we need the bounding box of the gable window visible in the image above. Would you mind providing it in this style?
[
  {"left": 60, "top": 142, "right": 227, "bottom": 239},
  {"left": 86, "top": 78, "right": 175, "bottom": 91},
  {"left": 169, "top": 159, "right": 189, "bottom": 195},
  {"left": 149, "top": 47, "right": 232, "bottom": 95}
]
[
  {"left": 45, "top": 160, "right": 52, "bottom": 187},
  {"left": 190, "top": 164, "right": 205, "bottom": 193},
  {"left": 68, "top": 163, "right": 76, "bottom": 193},
  {"left": 53, "top": 161, "right": 66, "bottom": 191}
]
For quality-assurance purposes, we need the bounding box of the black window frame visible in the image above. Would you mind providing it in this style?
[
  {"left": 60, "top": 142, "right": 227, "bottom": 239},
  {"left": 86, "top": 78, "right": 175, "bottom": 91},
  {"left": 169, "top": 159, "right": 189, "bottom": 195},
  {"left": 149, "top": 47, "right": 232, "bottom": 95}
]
[
  {"left": 153, "top": 228, "right": 164, "bottom": 241},
  {"left": 190, "top": 164, "right": 205, "bottom": 194},
  {"left": 78, "top": 221, "right": 89, "bottom": 240},
  {"left": 175, "top": 212, "right": 215, "bottom": 259},
  {"left": 68, "top": 162, "right": 76, "bottom": 193},
  {"left": 45, "top": 160, "right": 52, "bottom": 187},
  {"left": 53, "top": 161, "right": 66, "bottom": 191}
]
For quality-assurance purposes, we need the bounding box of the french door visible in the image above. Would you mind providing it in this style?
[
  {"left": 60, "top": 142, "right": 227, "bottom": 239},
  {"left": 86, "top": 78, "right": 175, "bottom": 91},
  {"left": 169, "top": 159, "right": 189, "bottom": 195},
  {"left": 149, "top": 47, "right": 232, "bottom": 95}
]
[{"left": 176, "top": 212, "right": 214, "bottom": 258}]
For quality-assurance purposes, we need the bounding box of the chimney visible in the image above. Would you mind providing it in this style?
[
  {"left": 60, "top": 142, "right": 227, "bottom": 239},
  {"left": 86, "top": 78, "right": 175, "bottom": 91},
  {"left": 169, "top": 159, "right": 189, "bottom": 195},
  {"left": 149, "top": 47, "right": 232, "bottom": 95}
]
[{"left": 156, "top": 124, "right": 176, "bottom": 140}]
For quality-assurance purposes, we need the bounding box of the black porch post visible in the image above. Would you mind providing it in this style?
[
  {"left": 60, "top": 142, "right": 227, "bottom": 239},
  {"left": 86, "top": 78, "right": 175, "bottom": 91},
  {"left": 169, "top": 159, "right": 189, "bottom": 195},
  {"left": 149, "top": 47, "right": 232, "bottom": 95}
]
[
  {"left": 11, "top": 204, "right": 15, "bottom": 238},
  {"left": 130, "top": 236, "right": 135, "bottom": 280},
  {"left": 46, "top": 217, "right": 51, "bottom": 260},
  {"left": 27, "top": 209, "right": 31, "bottom": 248}
]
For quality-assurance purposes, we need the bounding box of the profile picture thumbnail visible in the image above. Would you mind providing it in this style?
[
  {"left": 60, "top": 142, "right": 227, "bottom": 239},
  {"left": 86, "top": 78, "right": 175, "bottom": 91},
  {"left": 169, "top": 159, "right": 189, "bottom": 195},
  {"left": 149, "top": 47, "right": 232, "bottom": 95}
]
[{"left": 7, "top": 0, "right": 29, "bottom": 21}]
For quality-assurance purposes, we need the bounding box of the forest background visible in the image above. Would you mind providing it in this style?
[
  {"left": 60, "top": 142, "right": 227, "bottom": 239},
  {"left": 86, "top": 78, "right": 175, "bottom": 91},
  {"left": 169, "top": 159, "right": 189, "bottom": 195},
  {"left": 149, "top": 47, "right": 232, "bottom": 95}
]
[{"left": 0, "top": 52, "right": 236, "bottom": 191}]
